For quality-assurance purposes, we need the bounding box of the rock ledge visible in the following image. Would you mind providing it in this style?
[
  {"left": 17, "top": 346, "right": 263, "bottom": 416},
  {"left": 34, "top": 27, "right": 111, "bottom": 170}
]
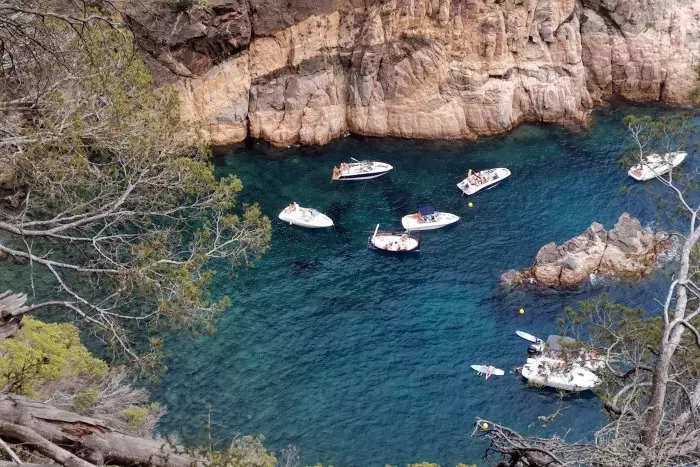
[{"left": 502, "top": 213, "right": 670, "bottom": 288}]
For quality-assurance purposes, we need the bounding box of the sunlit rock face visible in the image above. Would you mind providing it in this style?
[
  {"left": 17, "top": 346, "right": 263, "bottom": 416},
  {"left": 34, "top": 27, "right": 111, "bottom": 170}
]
[
  {"left": 502, "top": 213, "right": 670, "bottom": 288},
  {"left": 129, "top": 0, "right": 700, "bottom": 146}
]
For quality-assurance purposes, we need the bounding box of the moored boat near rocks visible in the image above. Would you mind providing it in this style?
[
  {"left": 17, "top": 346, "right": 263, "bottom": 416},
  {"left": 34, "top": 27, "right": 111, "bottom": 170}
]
[{"left": 502, "top": 213, "right": 672, "bottom": 289}]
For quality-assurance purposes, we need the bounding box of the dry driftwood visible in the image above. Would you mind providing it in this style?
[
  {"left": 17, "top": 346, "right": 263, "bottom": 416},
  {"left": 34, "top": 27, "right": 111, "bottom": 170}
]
[{"left": 0, "top": 394, "right": 200, "bottom": 466}]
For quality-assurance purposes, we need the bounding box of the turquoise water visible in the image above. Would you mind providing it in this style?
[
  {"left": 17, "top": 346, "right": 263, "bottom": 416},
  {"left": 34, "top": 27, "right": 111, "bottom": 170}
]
[{"left": 153, "top": 107, "right": 696, "bottom": 465}]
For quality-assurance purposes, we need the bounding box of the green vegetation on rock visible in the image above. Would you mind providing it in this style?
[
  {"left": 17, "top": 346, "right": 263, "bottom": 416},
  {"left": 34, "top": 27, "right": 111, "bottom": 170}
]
[{"left": 0, "top": 316, "right": 107, "bottom": 396}]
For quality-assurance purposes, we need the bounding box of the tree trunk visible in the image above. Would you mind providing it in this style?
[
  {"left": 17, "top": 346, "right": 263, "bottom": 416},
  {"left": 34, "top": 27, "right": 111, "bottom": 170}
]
[
  {"left": 0, "top": 394, "right": 200, "bottom": 467},
  {"left": 0, "top": 421, "right": 95, "bottom": 467},
  {"left": 642, "top": 227, "right": 700, "bottom": 445},
  {"left": 0, "top": 291, "right": 27, "bottom": 339},
  {"left": 641, "top": 322, "right": 685, "bottom": 445},
  {"left": 0, "top": 462, "right": 56, "bottom": 467}
]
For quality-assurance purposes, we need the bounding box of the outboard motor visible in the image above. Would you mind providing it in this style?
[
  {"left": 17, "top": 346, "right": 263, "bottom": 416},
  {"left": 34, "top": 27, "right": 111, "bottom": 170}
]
[{"left": 528, "top": 340, "right": 545, "bottom": 355}]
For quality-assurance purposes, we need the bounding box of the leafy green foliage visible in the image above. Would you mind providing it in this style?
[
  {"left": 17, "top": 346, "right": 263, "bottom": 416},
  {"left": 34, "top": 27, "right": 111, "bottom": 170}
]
[
  {"left": 121, "top": 403, "right": 163, "bottom": 429},
  {"left": 0, "top": 314, "right": 165, "bottom": 435},
  {"left": 2, "top": 20, "right": 271, "bottom": 363},
  {"left": 73, "top": 387, "right": 101, "bottom": 414},
  {"left": 208, "top": 435, "right": 277, "bottom": 467},
  {"left": 560, "top": 294, "right": 700, "bottom": 405},
  {"left": 0, "top": 316, "right": 107, "bottom": 396},
  {"left": 620, "top": 113, "right": 694, "bottom": 168}
]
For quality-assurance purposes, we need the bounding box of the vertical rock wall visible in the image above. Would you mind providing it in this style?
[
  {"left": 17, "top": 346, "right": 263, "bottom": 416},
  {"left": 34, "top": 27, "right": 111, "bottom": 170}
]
[{"left": 130, "top": 0, "right": 699, "bottom": 147}]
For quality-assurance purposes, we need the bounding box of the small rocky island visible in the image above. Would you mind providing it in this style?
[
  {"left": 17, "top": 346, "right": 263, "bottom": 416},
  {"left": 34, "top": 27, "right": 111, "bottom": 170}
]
[{"left": 502, "top": 213, "right": 671, "bottom": 288}]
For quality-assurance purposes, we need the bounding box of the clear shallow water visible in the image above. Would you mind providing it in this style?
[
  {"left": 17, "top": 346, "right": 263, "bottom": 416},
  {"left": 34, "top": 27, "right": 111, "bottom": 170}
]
[{"left": 152, "top": 107, "right": 696, "bottom": 466}]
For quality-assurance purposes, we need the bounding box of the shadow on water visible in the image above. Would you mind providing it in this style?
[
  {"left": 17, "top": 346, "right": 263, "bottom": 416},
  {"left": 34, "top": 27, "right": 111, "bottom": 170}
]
[{"left": 289, "top": 259, "right": 323, "bottom": 278}]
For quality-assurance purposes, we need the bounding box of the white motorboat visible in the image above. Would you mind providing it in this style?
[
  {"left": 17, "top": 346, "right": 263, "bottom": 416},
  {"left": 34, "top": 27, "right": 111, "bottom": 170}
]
[
  {"left": 519, "top": 356, "right": 599, "bottom": 391},
  {"left": 457, "top": 168, "right": 511, "bottom": 195},
  {"left": 332, "top": 158, "right": 393, "bottom": 181},
  {"left": 471, "top": 364, "right": 505, "bottom": 379},
  {"left": 401, "top": 206, "right": 460, "bottom": 231},
  {"left": 368, "top": 225, "right": 420, "bottom": 253},
  {"left": 628, "top": 151, "right": 687, "bottom": 181},
  {"left": 278, "top": 202, "right": 333, "bottom": 228}
]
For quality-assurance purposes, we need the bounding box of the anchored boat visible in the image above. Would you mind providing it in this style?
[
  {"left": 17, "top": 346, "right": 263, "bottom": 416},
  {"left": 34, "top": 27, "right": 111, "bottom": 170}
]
[
  {"left": 519, "top": 356, "right": 599, "bottom": 391},
  {"left": 332, "top": 158, "right": 393, "bottom": 181},
  {"left": 278, "top": 203, "right": 333, "bottom": 228},
  {"left": 457, "top": 168, "right": 511, "bottom": 195},
  {"left": 368, "top": 225, "right": 420, "bottom": 253},
  {"left": 401, "top": 205, "right": 459, "bottom": 231},
  {"left": 628, "top": 151, "right": 687, "bottom": 181}
]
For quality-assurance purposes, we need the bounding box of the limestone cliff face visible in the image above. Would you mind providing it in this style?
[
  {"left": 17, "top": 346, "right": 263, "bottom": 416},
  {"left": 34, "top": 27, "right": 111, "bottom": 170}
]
[{"left": 130, "top": 0, "right": 699, "bottom": 147}]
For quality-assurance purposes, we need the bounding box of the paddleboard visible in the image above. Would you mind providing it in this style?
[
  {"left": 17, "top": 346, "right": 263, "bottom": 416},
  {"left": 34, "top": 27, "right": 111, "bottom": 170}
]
[
  {"left": 516, "top": 330, "right": 539, "bottom": 343},
  {"left": 470, "top": 364, "right": 505, "bottom": 376}
]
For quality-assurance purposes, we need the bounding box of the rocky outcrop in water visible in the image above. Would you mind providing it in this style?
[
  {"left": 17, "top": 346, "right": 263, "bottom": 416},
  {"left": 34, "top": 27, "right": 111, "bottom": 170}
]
[
  {"left": 129, "top": 0, "right": 700, "bottom": 146},
  {"left": 502, "top": 213, "right": 670, "bottom": 288}
]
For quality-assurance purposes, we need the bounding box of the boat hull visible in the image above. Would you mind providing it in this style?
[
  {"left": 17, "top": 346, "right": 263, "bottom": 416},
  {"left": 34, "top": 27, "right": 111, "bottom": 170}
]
[
  {"left": 458, "top": 168, "right": 511, "bottom": 195},
  {"left": 368, "top": 232, "right": 420, "bottom": 253},
  {"left": 337, "top": 171, "right": 391, "bottom": 181},
  {"left": 333, "top": 161, "right": 393, "bottom": 181},
  {"left": 279, "top": 207, "right": 333, "bottom": 228},
  {"left": 515, "top": 330, "right": 539, "bottom": 343},
  {"left": 401, "top": 212, "right": 460, "bottom": 231},
  {"left": 471, "top": 365, "right": 505, "bottom": 376},
  {"left": 520, "top": 357, "right": 599, "bottom": 391},
  {"left": 628, "top": 151, "right": 687, "bottom": 181}
]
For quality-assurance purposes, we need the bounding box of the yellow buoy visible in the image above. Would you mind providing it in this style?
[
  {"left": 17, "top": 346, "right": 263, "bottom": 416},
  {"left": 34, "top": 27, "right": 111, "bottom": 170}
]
[
  {"left": 468, "top": 202, "right": 473, "bottom": 208},
  {"left": 519, "top": 308, "right": 525, "bottom": 315},
  {"left": 481, "top": 422, "right": 489, "bottom": 430}
]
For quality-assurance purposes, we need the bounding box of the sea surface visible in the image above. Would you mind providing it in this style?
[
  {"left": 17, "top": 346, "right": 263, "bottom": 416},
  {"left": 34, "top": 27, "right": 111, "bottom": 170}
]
[{"left": 152, "top": 106, "right": 697, "bottom": 466}]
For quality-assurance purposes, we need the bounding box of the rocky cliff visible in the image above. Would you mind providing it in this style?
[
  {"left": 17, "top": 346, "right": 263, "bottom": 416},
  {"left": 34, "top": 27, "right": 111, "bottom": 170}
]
[
  {"left": 129, "top": 0, "right": 700, "bottom": 146},
  {"left": 501, "top": 213, "right": 670, "bottom": 288}
]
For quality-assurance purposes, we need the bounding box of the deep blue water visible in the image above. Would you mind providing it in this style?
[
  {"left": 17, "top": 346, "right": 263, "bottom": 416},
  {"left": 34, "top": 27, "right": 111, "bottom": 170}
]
[{"left": 152, "top": 107, "right": 697, "bottom": 466}]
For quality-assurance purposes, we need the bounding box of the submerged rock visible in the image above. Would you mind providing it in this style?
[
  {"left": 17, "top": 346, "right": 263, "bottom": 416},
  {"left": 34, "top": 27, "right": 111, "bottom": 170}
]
[{"left": 502, "top": 213, "right": 671, "bottom": 289}]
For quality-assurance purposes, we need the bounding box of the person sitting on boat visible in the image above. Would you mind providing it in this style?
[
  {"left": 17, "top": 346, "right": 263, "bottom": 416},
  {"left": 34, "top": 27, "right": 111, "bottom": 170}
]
[
  {"left": 286, "top": 202, "right": 297, "bottom": 212},
  {"left": 340, "top": 162, "right": 349, "bottom": 172}
]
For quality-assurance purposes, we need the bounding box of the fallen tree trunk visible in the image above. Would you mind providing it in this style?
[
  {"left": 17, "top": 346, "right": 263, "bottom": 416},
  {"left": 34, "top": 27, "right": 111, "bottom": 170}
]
[
  {"left": 0, "top": 462, "right": 55, "bottom": 467},
  {"left": 0, "top": 394, "right": 200, "bottom": 466},
  {"left": 0, "top": 421, "right": 95, "bottom": 467}
]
